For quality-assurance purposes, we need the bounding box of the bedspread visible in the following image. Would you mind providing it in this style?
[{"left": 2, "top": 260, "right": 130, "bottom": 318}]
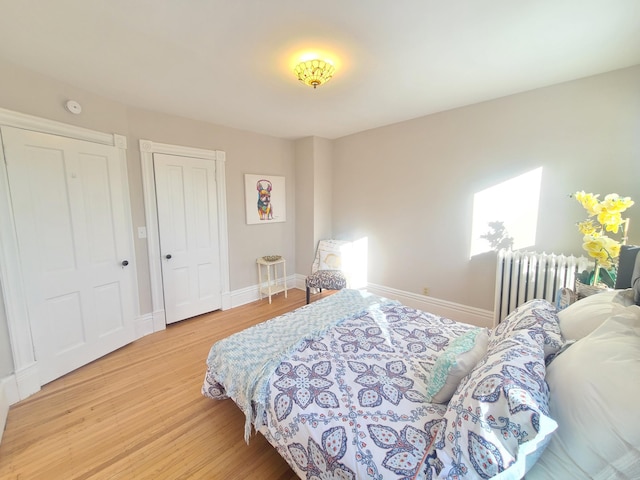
[
  {"left": 203, "top": 290, "right": 476, "bottom": 478},
  {"left": 203, "top": 289, "right": 400, "bottom": 441}
]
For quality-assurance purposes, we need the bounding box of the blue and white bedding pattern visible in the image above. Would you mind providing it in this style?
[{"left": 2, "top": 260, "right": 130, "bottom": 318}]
[
  {"left": 203, "top": 289, "right": 400, "bottom": 441},
  {"left": 202, "top": 290, "right": 559, "bottom": 479}
]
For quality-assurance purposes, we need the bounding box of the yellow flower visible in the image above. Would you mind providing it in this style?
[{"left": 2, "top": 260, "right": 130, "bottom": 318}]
[
  {"left": 601, "top": 236, "right": 621, "bottom": 259},
  {"left": 582, "top": 235, "right": 603, "bottom": 255},
  {"left": 575, "top": 190, "right": 633, "bottom": 278},
  {"left": 574, "top": 191, "right": 601, "bottom": 216},
  {"left": 598, "top": 210, "right": 624, "bottom": 233},
  {"left": 582, "top": 234, "right": 620, "bottom": 268},
  {"left": 574, "top": 191, "right": 633, "bottom": 285},
  {"left": 601, "top": 193, "right": 634, "bottom": 214},
  {"left": 577, "top": 220, "right": 598, "bottom": 236}
]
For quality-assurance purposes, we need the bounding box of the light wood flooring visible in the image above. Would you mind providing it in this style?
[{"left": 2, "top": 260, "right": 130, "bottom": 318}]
[{"left": 0, "top": 288, "right": 333, "bottom": 479}]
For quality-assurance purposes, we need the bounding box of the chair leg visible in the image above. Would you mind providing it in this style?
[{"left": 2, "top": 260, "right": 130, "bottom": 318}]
[{"left": 306, "top": 286, "right": 310, "bottom": 304}]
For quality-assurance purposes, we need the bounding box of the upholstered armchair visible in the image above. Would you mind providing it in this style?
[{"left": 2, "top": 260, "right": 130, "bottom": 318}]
[{"left": 305, "top": 240, "right": 349, "bottom": 303}]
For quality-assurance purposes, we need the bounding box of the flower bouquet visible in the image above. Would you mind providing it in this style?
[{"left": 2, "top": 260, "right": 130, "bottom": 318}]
[{"left": 573, "top": 191, "right": 634, "bottom": 288}]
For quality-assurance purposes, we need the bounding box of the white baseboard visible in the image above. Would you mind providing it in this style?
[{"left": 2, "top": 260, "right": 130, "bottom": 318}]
[
  {"left": 221, "top": 291, "right": 232, "bottom": 310},
  {"left": 1, "top": 375, "right": 19, "bottom": 406},
  {"left": 293, "top": 274, "right": 307, "bottom": 290},
  {"left": 134, "top": 312, "right": 156, "bottom": 339},
  {"left": 0, "top": 387, "right": 6, "bottom": 444},
  {"left": 0, "top": 371, "right": 20, "bottom": 419},
  {"left": 149, "top": 310, "right": 166, "bottom": 332},
  {"left": 257, "top": 276, "right": 494, "bottom": 328},
  {"left": 14, "top": 363, "right": 40, "bottom": 402},
  {"left": 365, "top": 283, "right": 494, "bottom": 328},
  {"left": 230, "top": 275, "right": 299, "bottom": 308},
  {"left": 0, "top": 377, "right": 11, "bottom": 443},
  {"left": 229, "top": 284, "right": 260, "bottom": 308}
]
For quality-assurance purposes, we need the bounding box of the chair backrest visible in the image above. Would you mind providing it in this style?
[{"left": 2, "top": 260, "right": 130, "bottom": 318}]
[
  {"left": 615, "top": 245, "right": 640, "bottom": 289},
  {"left": 311, "top": 239, "right": 350, "bottom": 274}
]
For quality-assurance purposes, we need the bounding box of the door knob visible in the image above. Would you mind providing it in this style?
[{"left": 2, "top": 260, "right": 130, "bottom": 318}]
[
  {"left": 165, "top": 254, "right": 172, "bottom": 259},
  {"left": 121, "top": 260, "right": 129, "bottom": 266}
]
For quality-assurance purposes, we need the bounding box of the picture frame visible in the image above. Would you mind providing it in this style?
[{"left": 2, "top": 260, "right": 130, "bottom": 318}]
[{"left": 244, "top": 174, "right": 286, "bottom": 224}]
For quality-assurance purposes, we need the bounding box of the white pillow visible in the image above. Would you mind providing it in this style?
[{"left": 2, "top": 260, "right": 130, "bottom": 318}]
[
  {"left": 528, "top": 305, "right": 640, "bottom": 479},
  {"left": 592, "top": 288, "right": 635, "bottom": 306},
  {"left": 558, "top": 288, "right": 635, "bottom": 340},
  {"left": 319, "top": 249, "right": 342, "bottom": 270},
  {"left": 424, "top": 328, "right": 488, "bottom": 403}
]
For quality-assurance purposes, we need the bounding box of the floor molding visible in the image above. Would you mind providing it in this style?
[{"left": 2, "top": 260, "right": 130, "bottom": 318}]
[
  {"left": 134, "top": 312, "right": 156, "bottom": 338},
  {"left": 0, "top": 375, "right": 18, "bottom": 442},
  {"left": 365, "top": 283, "right": 494, "bottom": 328},
  {"left": 230, "top": 275, "right": 299, "bottom": 308},
  {"left": 277, "top": 278, "right": 494, "bottom": 328},
  {"left": 0, "top": 382, "right": 6, "bottom": 444}
]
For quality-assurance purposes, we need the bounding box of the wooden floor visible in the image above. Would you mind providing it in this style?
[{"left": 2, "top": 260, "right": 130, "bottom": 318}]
[{"left": 0, "top": 289, "right": 333, "bottom": 479}]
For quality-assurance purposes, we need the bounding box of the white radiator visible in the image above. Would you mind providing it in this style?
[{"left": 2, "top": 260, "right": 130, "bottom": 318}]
[{"left": 493, "top": 250, "right": 591, "bottom": 325}]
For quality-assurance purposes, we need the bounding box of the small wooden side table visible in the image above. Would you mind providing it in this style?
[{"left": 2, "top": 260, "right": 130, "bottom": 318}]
[{"left": 257, "top": 257, "right": 287, "bottom": 304}]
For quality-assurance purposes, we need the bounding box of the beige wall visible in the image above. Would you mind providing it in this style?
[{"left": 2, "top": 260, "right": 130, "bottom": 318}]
[
  {"left": 1, "top": 58, "right": 639, "bottom": 380},
  {"left": 294, "top": 137, "right": 333, "bottom": 275},
  {"left": 332, "top": 65, "right": 640, "bottom": 310},
  {"left": 313, "top": 137, "right": 334, "bottom": 246},
  {"left": 294, "top": 138, "right": 315, "bottom": 274}
]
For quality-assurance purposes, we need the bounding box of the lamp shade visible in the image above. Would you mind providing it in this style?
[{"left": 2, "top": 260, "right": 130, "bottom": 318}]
[{"left": 294, "top": 59, "right": 335, "bottom": 88}]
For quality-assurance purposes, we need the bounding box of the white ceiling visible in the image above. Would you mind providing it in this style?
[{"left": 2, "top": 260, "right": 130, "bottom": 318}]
[{"left": 1, "top": 0, "right": 639, "bottom": 140}]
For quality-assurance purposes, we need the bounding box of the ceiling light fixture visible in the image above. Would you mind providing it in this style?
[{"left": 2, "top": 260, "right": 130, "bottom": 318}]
[{"left": 294, "top": 59, "right": 336, "bottom": 89}]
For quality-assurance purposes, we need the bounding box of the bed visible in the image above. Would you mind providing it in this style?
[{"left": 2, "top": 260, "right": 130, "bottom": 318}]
[{"left": 202, "top": 288, "right": 640, "bottom": 479}]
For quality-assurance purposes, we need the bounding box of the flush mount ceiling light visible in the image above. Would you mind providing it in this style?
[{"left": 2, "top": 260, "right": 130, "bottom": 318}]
[{"left": 294, "top": 59, "right": 336, "bottom": 89}]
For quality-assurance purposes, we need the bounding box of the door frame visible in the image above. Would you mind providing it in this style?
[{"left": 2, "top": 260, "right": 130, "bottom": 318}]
[
  {"left": 140, "top": 139, "right": 230, "bottom": 331},
  {"left": 0, "top": 107, "right": 136, "bottom": 400}
]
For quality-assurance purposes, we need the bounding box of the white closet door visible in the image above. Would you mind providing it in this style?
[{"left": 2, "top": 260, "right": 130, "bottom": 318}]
[
  {"left": 153, "top": 153, "right": 221, "bottom": 324},
  {"left": 2, "top": 126, "right": 136, "bottom": 385}
]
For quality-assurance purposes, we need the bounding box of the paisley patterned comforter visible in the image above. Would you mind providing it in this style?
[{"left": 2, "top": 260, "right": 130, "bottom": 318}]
[{"left": 202, "top": 290, "right": 558, "bottom": 479}]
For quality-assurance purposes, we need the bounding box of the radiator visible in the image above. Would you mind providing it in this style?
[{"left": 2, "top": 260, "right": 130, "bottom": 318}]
[{"left": 493, "top": 249, "right": 591, "bottom": 325}]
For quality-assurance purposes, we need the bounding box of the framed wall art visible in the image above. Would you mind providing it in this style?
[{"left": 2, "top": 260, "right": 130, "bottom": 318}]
[{"left": 244, "top": 174, "right": 286, "bottom": 224}]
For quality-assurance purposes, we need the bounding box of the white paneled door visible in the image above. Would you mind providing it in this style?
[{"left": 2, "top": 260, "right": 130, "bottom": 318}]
[
  {"left": 1, "top": 126, "right": 137, "bottom": 385},
  {"left": 153, "top": 153, "right": 221, "bottom": 324}
]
